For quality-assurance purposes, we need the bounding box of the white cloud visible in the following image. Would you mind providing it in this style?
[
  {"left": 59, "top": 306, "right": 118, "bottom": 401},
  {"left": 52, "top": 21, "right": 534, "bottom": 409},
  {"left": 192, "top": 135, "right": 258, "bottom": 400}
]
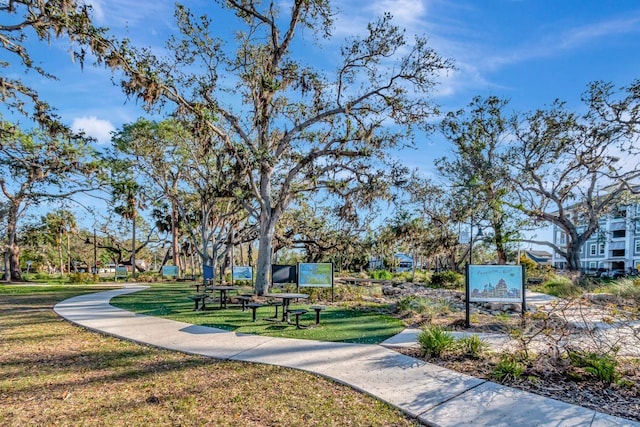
[{"left": 71, "top": 116, "right": 115, "bottom": 144}]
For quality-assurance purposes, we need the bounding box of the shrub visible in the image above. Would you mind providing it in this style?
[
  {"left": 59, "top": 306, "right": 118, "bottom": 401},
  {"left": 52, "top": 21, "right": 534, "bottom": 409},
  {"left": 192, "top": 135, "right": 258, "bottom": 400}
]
[
  {"left": 68, "top": 273, "right": 98, "bottom": 284},
  {"left": 537, "top": 278, "right": 582, "bottom": 298},
  {"left": 35, "top": 272, "right": 51, "bottom": 280},
  {"left": 457, "top": 335, "right": 489, "bottom": 359},
  {"left": 370, "top": 270, "right": 393, "bottom": 280},
  {"left": 418, "top": 325, "right": 456, "bottom": 358},
  {"left": 136, "top": 272, "right": 158, "bottom": 282},
  {"left": 430, "top": 271, "right": 464, "bottom": 289},
  {"left": 568, "top": 350, "right": 619, "bottom": 384},
  {"left": 490, "top": 354, "right": 525, "bottom": 382}
]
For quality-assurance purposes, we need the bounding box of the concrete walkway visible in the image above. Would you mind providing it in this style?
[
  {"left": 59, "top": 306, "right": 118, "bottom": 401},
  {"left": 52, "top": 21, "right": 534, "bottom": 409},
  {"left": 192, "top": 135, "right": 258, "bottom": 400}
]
[{"left": 54, "top": 286, "right": 638, "bottom": 427}]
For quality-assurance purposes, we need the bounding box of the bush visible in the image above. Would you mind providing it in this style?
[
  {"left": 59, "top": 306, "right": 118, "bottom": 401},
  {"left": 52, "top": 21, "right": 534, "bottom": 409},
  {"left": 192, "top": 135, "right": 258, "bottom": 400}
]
[
  {"left": 35, "top": 272, "right": 51, "bottom": 280},
  {"left": 136, "top": 272, "right": 159, "bottom": 282},
  {"left": 68, "top": 273, "right": 98, "bottom": 284},
  {"left": 568, "top": 350, "right": 619, "bottom": 384},
  {"left": 536, "top": 278, "right": 582, "bottom": 298},
  {"left": 490, "top": 354, "right": 525, "bottom": 382},
  {"left": 458, "top": 335, "right": 489, "bottom": 359},
  {"left": 369, "top": 270, "right": 393, "bottom": 280},
  {"left": 418, "top": 325, "right": 456, "bottom": 358},
  {"left": 430, "top": 271, "right": 464, "bottom": 289}
]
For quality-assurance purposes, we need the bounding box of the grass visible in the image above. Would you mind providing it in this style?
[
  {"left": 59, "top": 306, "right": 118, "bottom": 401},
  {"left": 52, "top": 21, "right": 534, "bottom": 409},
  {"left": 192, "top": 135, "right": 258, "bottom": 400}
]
[
  {"left": 111, "top": 283, "right": 405, "bottom": 344},
  {"left": 0, "top": 284, "right": 419, "bottom": 426}
]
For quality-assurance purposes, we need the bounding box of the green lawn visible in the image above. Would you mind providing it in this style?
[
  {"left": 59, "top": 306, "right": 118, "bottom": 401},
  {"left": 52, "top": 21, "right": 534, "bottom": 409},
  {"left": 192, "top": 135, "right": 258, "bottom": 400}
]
[{"left": 111, "top": 283, "right": 405, "bottom": 344}]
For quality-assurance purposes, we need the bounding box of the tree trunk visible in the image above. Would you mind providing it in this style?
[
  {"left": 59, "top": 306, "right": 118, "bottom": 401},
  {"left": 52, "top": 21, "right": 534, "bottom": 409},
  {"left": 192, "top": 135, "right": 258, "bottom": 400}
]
[
  {"left": 255, "top": 221, "right": 275, "bottom": 295},
  {"left": 171, "top": 203, "right": 181, "bottom": 275},
  {"left": 9, "top": 244, "right": 21, "bottom": 281},
  {"left": 58, "top": 232, "right": 64, "bottom": 277},
  {"left": 131, "top": 217, "right": 136, "bottom": 278}
]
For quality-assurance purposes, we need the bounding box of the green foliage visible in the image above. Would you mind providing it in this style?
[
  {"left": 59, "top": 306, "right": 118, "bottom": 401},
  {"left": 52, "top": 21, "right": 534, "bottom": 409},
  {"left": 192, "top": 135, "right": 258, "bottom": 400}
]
[
  {"left": 429, "top": 271, "right": 464, "bottom": 289},
  {"left": 136, "top": 272, "right": 159, "bottom": 282},
  {"left": 369, "top": 270, "right": 393, "bottom": 280},
  {"left": 490, "top": 354, "right": 525, "bottom": 382},
  {"left": 417, "top": 325, "right": 456, "bottom": 358},
  {"left": 68, "top": 273, "right": 98, "bottom": 284},
  {"left": 35, "top": 272, "right": 52, "bottom": 280},
  {"left": 593, "top": 279, "right": 640, "bottom": 303},
  {"left": 534, "top": 277, "right": 582, "bottom": 298},
  {"left": 519, "top": 255, "right": 537, "bottom": 271},
  {"left": 457, "top": 335, "right": 489, "bottom": 359},
  {"left": 568, "top": 350, "right": 619, "bottom": 384}
]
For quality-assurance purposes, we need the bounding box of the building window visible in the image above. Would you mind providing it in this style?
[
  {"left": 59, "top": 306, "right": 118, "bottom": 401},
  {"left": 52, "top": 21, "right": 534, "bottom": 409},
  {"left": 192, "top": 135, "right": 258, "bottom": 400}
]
[
  {"left": 612, "top": 249, "right": 625, "bottom": 257},
  {"left": 635, "top": 240, "right": 640, "bottom": 254},
  {"left": 589, "top": 261, "right": 597, "bottom": 269},
  {"left": 599, "top": 243, "right": 605, "bottom": 255},
  {"left": 613, "top": 229, "right": 626, "bottom": 238},
  {"left": 559, "top": 233, "right": 566, "bottom": 245},
  {"left": 590, "top": 244, "right": 597, "bottom": 256}
]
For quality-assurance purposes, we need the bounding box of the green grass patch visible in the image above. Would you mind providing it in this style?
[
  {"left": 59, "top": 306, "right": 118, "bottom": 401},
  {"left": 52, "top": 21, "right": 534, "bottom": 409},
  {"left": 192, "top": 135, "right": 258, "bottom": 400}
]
[{"left": 111, "top": 283, "right": 405, "bottom": 344}]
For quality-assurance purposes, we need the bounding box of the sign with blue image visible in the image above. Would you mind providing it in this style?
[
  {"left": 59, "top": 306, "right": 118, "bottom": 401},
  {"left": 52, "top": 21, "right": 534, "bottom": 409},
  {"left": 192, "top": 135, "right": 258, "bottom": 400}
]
[
  {"left": 232, "top": 266, "right": 253, "bottom": 281},
  {"left": 468, "top": 265, "right": 524, "bottom": 302}
]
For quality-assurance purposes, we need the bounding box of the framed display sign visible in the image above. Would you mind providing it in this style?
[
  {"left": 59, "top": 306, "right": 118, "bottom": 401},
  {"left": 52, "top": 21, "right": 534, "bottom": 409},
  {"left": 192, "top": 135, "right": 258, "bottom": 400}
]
[
  {"left": 465, "top": 264, "right": 526, "bottom": 327},
  {"left": 297, "top": 263, "right": 333, "bottom": 288},
  {"left": 203, "top": 265, "right": 214, "bottom": 280},
  {"left": 271, "top": 264, "right": 296, "bottom": 284},
  {"left": 232, "top": 266, "right": 253, "bottom": 281},
  {"left": 468, "top": 265, "right": 524, "bottom": 302},
  {"left": 161, "top": 265, "right": 178, "bottom": 278}
]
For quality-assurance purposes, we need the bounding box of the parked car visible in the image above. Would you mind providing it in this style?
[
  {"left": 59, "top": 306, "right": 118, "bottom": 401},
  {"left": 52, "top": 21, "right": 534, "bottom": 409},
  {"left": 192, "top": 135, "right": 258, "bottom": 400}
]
[{"left": 600, "top": 269, "right": 626, "bottom": 279}]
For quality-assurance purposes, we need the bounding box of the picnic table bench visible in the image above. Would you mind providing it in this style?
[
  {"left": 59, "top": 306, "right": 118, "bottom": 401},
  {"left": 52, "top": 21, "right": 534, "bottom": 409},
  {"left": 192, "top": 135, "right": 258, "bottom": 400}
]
[
  {"left": 286, "top": 309, "right": 309, "bottom": 329},
  {"left": 188, "top": 294, "right": 208, "bottom": 311},
  {"left": 246, "top": 302, "right": 264, "bottom": 322}
]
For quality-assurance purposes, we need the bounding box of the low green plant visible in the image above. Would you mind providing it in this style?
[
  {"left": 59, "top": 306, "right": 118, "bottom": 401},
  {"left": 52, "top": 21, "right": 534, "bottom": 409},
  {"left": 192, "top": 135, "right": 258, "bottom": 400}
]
[
  {"left": 457, "top": 335, "right": 488, "bottom": 359},
  {"left": 417, "top": 325, "right": 456, "bottom": 358},
  {"left": 568, "top": 350, "right": 619, "bottom": 384},
  {"left": 68, "top": 272, "right": 98, "bottom": 284},
  {"left": 35, "top": 271, "right": 52, "bottom": 280},
  {"left": 370, "top": 270, "right": 393, "bottom": 280},
  {"left": 537, "top": 278, "right": 582, "bottom": 298},
  {"left": 490, "top": 354, "right": 525, "bottom": 382},
  {"left": 429, "top": 271, "right": 464, "bottom": 289}
]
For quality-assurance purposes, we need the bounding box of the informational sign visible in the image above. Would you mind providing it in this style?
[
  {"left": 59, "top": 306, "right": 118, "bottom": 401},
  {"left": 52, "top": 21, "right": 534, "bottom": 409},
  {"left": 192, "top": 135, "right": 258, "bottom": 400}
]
[
  {"left": 298, "top": 263, "right": 333, "bottom": 288},
  {"left": 232, "top": 266, "right": 253, "bottom": 281},
  {"left": 468, "top": 265, "right": 524, "bottom": 302},
  {"left": 115, "top": 266, "right": 128, "bottom": 279},
  {"left": 271, "top": 264, "right": 297, "bottom": 284},
  {"left": 161, "top": 265, "right": 178, "bottom": 278},
  {"left": 203, "top": 265, "right": 214, "bottom": 280}
]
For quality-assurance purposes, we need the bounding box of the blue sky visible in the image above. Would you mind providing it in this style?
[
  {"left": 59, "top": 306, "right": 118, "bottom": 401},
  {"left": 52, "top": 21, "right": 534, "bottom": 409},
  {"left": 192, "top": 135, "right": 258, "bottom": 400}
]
[
  {"left": 10, "top": 1, "right": 640, "bottom": 160},
  {"left": 4, "top": 0, "right": 640, "bottom": 235},
  {"left": 11, "top": 1, "right": 637, "bottom": 165}
]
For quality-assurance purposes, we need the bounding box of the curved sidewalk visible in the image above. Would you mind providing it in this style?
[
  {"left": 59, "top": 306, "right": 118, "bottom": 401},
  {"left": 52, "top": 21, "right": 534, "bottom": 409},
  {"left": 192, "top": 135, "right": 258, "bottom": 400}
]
[{"left": 54, "top": 286, "right": 637, "bottom": 427}]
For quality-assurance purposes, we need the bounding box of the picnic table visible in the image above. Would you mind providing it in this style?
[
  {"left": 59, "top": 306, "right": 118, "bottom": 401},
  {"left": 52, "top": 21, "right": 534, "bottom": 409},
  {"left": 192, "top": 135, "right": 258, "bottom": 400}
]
[
  {"left": 263, "top": 292, "right": 309, "bottom": 322},
  {"left": 206, "top": 285, "right": 240, "bottom": 309}
]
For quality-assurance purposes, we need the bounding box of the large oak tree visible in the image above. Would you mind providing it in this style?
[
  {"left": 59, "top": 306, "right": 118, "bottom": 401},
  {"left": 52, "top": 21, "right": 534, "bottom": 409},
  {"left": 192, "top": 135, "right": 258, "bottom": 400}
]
[
  {"left": 508, "top": 95, "right": 640, "bottom": 273},
  {"left": 108, "top": 1, "right": 451, "bottom": 294}
]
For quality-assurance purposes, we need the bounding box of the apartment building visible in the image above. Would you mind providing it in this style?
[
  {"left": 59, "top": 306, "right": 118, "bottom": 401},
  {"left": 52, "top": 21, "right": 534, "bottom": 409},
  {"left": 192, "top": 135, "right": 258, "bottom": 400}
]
[{"left": 552, "top": 204, "right": 640, "bottom": 273}]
